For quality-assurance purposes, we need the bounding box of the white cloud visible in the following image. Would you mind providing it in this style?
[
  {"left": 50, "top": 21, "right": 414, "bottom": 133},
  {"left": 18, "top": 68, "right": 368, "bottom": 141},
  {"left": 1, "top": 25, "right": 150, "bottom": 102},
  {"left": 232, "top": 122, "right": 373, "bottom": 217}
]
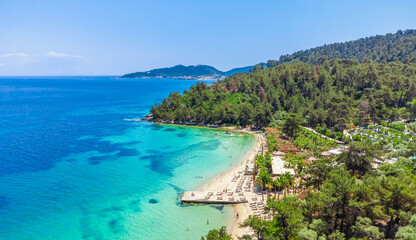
[
  {"left": 0, "top": 52, "right": 28, "bottom": 58},
  {"left": 0, "top": 51, "right": 85, "bottom": 75},
  {"left": 45, "top": 51, "right": 82, "bottom": 59}
]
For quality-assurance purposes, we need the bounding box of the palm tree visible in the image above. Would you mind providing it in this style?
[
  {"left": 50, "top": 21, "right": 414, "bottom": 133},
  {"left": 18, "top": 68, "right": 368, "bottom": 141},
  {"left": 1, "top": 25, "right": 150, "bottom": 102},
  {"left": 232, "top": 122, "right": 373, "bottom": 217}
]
[
  {"left": 266, "top": 182, "right": 274, "bottom": 198},
  {"left": 257, "top": 167, "right": 271, "bottom": 201},
  {"left": 283, "top": 172, "right": 295, "bottom": 195},
  {"left": 273, "top": 178, "right": 283, "bottom": 199},
  {"left": 279, "top": 174, "right": 288, "bottom": 197},
  {"left": 283, "top": 153, "right": 297, "bottom": 169}
]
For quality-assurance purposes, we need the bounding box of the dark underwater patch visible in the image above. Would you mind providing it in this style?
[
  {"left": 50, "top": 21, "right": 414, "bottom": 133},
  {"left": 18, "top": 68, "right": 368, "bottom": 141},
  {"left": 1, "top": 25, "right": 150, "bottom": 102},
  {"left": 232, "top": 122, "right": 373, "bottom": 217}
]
[
  {"left": 94, "top": 140, "right": 122, "bottom": 154},
  {"left": 169, "top": 183, "right": 185, "bottom": 195},
  {"left": 120, "top": 140, "right": 142, "bottom": 145},
  {"left": 88, "top": 155, "right": 112, "bottom": 165},
  {"left": 140, "top": 140, "right": 220, "bottom": 176},
  {"left": 148, "top": 199, "right": 158, "bottom": 204},
  {"left": 103, "top": 206, "right": 124, "bottom": 212},
  {"left": 108, "top": 217, "right": 124, "bottom": 234},
  {"left": 78, "top": 206, "right": 101, "bottom": 240},
  {"left": 175, "top": 133, "right": 187, "bottom": 137},
  {"left": 129, "top": 199, "right": 142, "bottom": 212},
  {"left": 163, "top": 128, "right": 176, "bottom": 132},
  {"left": 116, "top": 149, "right": 139, "bottom": 157},
  {"left": 151, "top": 124, "right": 164, "bottom": 131},
  {"left": 188, "top": 140, "right": 221, "bottom": 151},
  {"left": 210, "top": 205, "right": 225, "bottom": 212},
  {"left": 146, "top": 149, "right": 160, "bottom": 154}
]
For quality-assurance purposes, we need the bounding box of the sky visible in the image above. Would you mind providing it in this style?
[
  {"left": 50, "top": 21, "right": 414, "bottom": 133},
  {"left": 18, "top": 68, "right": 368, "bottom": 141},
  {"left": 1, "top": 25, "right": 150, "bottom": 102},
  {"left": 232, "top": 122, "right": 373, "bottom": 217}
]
[{"left": 0, "top": 0, "right": 415, "bottom": 76}]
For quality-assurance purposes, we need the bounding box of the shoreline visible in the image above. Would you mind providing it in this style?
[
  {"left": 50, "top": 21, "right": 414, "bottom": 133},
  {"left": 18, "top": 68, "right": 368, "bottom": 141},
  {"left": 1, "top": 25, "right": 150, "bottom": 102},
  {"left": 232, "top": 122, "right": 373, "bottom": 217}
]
[
  {"left": 148, "top": 121, "right": 264, "bottom": 238},
  {"left": 193, "top": 127, "right": 264, "bottom": 238}
]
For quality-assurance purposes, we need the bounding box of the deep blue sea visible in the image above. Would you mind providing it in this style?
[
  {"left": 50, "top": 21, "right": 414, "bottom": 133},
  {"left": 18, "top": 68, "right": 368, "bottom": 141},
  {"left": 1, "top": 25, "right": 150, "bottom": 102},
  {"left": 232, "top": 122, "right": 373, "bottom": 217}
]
[{"left": 0, "top": 76, "right": 254, "bottom": 240}]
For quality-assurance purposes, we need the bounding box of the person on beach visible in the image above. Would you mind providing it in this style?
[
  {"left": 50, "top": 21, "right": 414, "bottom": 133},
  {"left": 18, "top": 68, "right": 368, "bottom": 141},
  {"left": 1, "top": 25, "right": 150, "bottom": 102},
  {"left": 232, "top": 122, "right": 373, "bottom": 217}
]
[{"left": 186, "top": 227, "right": 190, "bottom": 231}]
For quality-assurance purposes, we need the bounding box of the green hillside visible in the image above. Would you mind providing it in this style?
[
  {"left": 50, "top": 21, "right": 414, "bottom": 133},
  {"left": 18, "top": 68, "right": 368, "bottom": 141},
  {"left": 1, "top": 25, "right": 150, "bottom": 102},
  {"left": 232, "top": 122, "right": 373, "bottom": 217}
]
[
  {"left": 267, "top": 29, "right": 416, "bottom": 67},
  {"left": 149, "top": 30, "right": 416, "bottom": 130}
]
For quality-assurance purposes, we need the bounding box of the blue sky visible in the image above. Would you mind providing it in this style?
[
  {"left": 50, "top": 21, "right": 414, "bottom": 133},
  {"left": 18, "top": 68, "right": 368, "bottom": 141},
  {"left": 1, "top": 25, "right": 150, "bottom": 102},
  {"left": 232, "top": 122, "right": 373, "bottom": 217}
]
[{"left": 0, "top": 0, "right": 415, "bottom": 76}]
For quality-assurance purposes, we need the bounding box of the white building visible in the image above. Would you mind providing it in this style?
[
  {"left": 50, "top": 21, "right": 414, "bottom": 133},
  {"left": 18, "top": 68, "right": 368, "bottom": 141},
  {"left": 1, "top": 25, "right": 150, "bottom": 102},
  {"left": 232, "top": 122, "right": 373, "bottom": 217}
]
[{"left": 271, "top": 156, "right": 295, "bottom": 176}]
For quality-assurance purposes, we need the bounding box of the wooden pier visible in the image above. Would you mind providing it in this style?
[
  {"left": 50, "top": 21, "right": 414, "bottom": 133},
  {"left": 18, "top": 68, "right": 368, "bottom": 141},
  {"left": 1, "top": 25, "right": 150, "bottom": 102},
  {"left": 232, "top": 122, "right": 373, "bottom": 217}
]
[{"left": 181, "top": 191, "right": 248, "bottom": 204}]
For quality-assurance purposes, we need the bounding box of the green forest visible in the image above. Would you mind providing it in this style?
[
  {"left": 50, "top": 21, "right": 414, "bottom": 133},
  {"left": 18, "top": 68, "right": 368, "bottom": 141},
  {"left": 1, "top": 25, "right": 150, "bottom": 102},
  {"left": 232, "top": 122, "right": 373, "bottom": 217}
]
[
  {"left": 269, "top": 30, "right": 416, "bottom": 66},
  {"left": 150, "top": 59, "right": 416, "bottom": 130}
]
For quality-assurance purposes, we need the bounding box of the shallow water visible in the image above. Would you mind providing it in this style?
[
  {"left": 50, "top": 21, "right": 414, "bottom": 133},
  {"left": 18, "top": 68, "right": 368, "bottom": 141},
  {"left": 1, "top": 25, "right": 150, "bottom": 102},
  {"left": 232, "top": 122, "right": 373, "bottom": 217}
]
[{"left": 0, "top": 77, "right": 254, "bottom": 239}]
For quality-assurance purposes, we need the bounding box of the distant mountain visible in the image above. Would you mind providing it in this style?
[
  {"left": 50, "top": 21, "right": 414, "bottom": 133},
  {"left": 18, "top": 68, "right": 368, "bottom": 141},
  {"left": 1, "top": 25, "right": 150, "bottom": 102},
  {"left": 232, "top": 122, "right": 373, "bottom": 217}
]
[{"left": 121, "top": 64, "right": 253, "bottom": 79}]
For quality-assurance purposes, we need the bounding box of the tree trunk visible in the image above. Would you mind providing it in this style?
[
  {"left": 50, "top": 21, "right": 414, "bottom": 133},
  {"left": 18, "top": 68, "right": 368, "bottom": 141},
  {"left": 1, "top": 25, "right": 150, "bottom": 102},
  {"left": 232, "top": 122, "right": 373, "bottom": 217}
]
[
  {"left": 278, "top": 187, "right": 280, "bottom": 200},
  {"left": 274, "top": 186, "right": 277, "bottom": 198}
]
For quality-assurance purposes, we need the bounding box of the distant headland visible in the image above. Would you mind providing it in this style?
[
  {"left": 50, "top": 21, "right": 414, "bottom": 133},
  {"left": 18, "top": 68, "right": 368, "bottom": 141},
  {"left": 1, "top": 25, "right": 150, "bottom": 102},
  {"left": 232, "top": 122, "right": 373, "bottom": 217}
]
[{"left": 120, "top": 64, "right": 253, "bottom": 79}]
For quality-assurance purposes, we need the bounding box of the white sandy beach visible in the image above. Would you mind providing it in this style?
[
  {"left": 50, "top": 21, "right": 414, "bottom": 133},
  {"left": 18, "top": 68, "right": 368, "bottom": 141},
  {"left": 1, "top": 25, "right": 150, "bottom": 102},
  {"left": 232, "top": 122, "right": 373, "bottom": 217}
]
[{"left": 197, "top": 128, "right": 265, "bottom": 239}]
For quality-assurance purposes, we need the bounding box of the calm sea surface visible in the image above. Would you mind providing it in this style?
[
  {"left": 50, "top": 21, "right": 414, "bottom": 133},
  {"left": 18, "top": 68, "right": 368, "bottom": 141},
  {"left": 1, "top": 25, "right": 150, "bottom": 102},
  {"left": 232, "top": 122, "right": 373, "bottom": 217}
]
[{"left": 0, "top": 76, "right": 254, "bottom": 240}]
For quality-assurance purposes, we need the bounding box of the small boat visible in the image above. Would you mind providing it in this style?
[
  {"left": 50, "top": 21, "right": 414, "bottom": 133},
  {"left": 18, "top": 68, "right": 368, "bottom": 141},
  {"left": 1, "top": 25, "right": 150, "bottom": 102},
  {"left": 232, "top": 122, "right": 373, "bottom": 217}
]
[
  {"left": 215, "top": 132, "right": 219, "bottom": 135},
  {"left": 225, "top": 131, "right": 231, "bottom": 134},
  {"left": 230, "top": 133, "right": 234, "bottom": 137},
  {"left": 238, "top": 134, "right": 243, "bottom": 137}
]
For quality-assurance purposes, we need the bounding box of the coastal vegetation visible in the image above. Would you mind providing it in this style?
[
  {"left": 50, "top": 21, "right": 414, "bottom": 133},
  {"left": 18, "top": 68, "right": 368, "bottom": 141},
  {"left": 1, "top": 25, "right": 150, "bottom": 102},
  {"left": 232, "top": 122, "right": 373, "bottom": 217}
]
[
  {"left": 150, "top": 60, "right": 416, "bottom": 130},
  {"left": 201, "top": 227, "right": 232, "bottom": 240}
]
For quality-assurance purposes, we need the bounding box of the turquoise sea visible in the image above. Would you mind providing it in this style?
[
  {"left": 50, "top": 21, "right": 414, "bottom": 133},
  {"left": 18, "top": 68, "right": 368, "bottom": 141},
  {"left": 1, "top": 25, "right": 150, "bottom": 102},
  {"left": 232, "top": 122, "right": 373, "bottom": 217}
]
[{"left": 0, "top": 76, "right": 254, "bottom": 240}]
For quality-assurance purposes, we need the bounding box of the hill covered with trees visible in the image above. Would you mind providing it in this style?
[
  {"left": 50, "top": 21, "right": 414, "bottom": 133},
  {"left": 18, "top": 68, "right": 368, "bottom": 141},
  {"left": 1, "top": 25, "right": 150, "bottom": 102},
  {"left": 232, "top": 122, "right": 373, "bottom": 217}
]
[
  {"left": 266, "top": 29, "right": 416, "bottom": 67},
  {"left": 121, "top": 64, "right": 253, "bottom": 79},
  {"left": 149, "top": 59, "right": 416, "bottom": 130}
]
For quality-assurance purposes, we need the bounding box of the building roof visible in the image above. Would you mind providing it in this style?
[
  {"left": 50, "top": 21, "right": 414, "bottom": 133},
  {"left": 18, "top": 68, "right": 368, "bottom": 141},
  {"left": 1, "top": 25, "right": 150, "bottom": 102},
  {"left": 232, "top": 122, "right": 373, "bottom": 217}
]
[
  {"left": 271, "top": 156, "right": 295, "bottom": 176},
  {"left": 328, "top": 149, "right": 342, "bottom": 155},
  {"left": 273, "top": 151, "right": 285, "bottom": 156},
  {"left": 321, "top": 151, "right": 332, "bottom": 157}
]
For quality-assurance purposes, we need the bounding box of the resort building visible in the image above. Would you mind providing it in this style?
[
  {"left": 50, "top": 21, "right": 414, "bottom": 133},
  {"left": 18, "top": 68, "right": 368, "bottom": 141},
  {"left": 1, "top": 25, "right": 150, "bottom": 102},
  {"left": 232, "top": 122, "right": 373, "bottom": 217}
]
[{"left": 271, "top": 156, "right": 295, "bottom": 177}]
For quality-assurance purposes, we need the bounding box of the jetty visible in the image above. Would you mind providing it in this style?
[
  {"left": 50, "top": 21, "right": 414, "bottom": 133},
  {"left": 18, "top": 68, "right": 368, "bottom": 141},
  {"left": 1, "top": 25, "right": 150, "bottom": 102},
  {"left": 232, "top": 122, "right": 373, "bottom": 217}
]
[{"left": 181, "top": 191, "right": 248, "bottom": 204}]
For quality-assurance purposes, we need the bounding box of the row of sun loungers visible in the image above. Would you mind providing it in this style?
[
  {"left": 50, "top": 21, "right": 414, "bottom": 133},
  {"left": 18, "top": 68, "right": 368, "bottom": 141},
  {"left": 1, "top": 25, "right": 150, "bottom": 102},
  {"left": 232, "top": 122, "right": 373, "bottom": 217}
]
[{"left": 250, "top": 201, "right": 265, "bottom": 211}]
